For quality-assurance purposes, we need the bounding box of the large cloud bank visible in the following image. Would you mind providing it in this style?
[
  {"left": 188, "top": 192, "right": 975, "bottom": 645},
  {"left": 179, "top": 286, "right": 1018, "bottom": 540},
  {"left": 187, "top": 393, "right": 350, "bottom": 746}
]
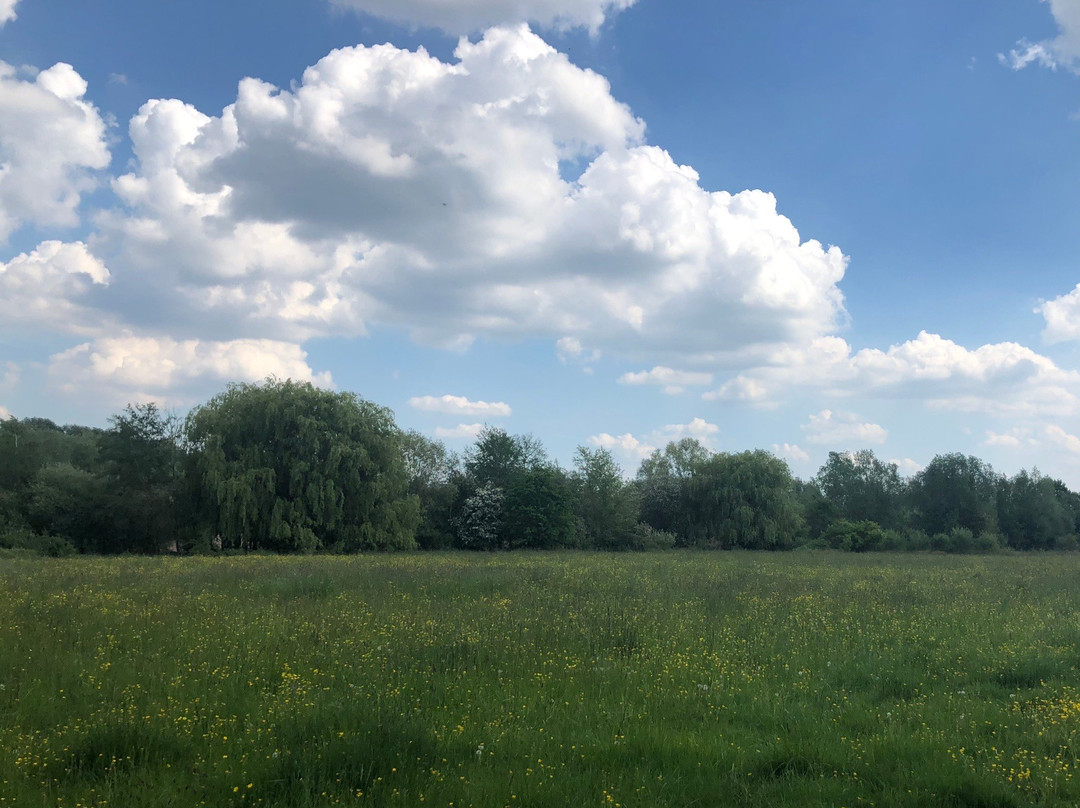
[{"left": 88, "top": 25, "right": 847, "bottom": 374}]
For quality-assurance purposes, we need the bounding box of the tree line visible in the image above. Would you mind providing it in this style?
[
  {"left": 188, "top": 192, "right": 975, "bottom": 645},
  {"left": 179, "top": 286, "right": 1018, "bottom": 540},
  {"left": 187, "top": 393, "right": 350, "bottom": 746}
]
[{"left": 1, "top": 378, "right": 1078, "bottom": 556}]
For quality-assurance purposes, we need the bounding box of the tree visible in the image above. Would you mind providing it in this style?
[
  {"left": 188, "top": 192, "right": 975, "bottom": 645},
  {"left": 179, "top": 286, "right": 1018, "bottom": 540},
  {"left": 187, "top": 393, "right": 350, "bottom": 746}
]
[
  {"left": 998, "top": 469, "right": 1078, "bottom": 550},
  {"left": 909, "top": 453, "right": 999, "bottom": 538},
  {"left": 686, "top": 450, "right": 803, "bottom": 549},
  {"left": 503, "top": 465, "right": 578, "bottom": 549},
  {"left": 464, "top": 427, "right": 546, "bottom": 490},
  {"left": 456, "top": 482, "right": 505, "bottom": 550},
  {"left": 636, "top": 438, "right": 711, "bottom": 540},
  {"left": 401, "top": 430, "right": 459, "bottom": 549},
  {"left": 815, "top": 450, "right": 905, "bottom": 529},
  {"left": 28, "top": 463, "right": 111, "bottom": 553},
  {"left": 185, "top": 378, "right": 419, "bottom": 552},
  {"left": 571, "top": 447, "right": 639, "bottom": 548},
  {"left": 98, "top": 403, "right": 183, "bottom": 553}
]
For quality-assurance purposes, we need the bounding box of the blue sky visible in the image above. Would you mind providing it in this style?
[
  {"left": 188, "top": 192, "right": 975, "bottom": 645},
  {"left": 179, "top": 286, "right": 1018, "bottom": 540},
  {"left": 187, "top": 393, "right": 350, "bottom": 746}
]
[{"left": 3, "top": 0, "right": 1080, "bottom": 483}]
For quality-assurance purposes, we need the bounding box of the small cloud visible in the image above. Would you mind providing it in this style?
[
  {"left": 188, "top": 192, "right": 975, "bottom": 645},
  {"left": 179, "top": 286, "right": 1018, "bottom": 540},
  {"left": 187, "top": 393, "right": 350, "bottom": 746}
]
[
  {"left": 588, "top": 432, "right": 656, "bottom": 462},
  {"left": 409, "top": 394, "right": 511, "bottom": 417},
  {"left": 556, "top": 336, "right": 600, "bottom": 366},
  {"left": 656, "top": 417, "right": 720, "bottom": 445},
  {"left": 0, "top": 361, "right": 18, "bottom": 389},
  {"left": 772, "top": 443, "right": 809, "bottom": 464},
  {"left": 0, "top": 404, "right": 11, "bottom": 420},
  {"left": 889, "top": 458, "right": 924, "bottom": 477},
  {"left": 802, "top": 409, "right": 887, "bottom": 446},
  {"left": 107, "top": 73, "right": 129, "bottom": 86},
  {"left": 619, "top": 366, "right": 712, "bottom": 395},
  {"left": 982, "top": 428, "right": 1034, "bottom": 449},
  {"left": 434, "top": 423, "right": 484, "bottom": 440},
  {"left": 1046, "top": 425, "right": 1080, "bottom": 456},
  {"left": 702, "top": 375, "right": 774, "bottom": 407},
  {"left": 589, "top": 417, "right": 721, "bottom": 468}
]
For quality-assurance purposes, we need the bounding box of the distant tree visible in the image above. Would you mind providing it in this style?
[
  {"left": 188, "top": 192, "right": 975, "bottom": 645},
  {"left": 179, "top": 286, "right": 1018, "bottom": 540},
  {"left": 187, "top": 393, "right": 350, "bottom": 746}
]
[
  {"left": 793, "top": 479, "right": 836, "bottom": 543},
  {"left": 401, "top": 430, "right": 459, "bottom": 549},
  {"left": 636, "top": 438, "right": 711, "bottom": 540},
  {"left": 909, "top": 453, "right": 999, "bottom": 537},
  {"left": 686, "top": 450, "right": 803, "bottom": 549},
  {"left": 98, "top": 403, "right": 183, "bottom": 553},
  {"left": 0, "top": 417, "right": 104, "bottom": 546},
  {"left": 464, "top": 427, "right": 546, "bottom": 490},
  {"left": 571, "top": 447, "right": 640, "bottom": 549},
  {"left": 27, "top": 463, "right": 111, "bottom": 553},
  {"left": 456, "top": 482, "right": 505, "bottom": 550},
  {"left": 998, "top": 469, "right": 1078, "bottom": 550},
  {"left": 456, "top": 427, "right": 557, "bottom": 548},
  {"left": 815, "top": 450, "right": 905, "bottom": 529},
  {"left": 185, "top": 378, "right": 419, "bottom": 552},
  {"left": 502, "top": 466, "right": 578, "bottom": 549}
]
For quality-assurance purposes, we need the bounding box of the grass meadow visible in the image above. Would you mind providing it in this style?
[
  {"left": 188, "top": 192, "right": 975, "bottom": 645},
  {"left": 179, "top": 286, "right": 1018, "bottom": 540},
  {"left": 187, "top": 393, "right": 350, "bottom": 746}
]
[{"left": 2, "top": 552, "right": 1080, "bottom": 807}]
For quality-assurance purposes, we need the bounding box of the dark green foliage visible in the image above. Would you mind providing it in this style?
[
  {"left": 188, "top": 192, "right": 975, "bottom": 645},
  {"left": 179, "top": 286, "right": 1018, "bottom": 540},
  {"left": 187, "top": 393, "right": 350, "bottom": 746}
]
[
  {"left": 817, "top": 519, "right": 886, "bottom": 552},
  {"left": 816, "top": 450, "right": 905, "bottom": 528},
  {"left": 28, "top": 463, "right": 111, "bottom": 553},
  {"left": 502, "top": 465, "right": 577, "bottom": 549},
  {"left": 571, "top": 447, "right": 640, "bottom": 548},
  {"left": 184, "top": 378, "right": 419, "bottom": 552},
  {"left": 996, "top": 468, "right": 1079, "bottom": 550},
  {"left": 636, "top": 438, "right": 710, "bottom": 539},
  {"left": 910, "top": 454, "right": 999, "bottom": 538},
  {"left": 684, "top": 450, "right": 803, "bottom": 549},
  {"left": 98, "top": 404, "right": 183, "bottom": 553},
  {"left": 401, "top": 430, "right": 459, "bottom": 549}
]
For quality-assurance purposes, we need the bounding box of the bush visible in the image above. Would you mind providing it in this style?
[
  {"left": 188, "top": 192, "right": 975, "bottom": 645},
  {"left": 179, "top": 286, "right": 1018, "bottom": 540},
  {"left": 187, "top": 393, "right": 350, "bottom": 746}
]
[
  {"left": 625, "top": 523, "right": 677, "bottom": 551},
  {"left": 1054, "top": 534, "right": 1080, "bottom": 551},
  {"left": 929, "top": 527, "right": 999, "bottom": 554},
  {"left": 817, "top": 520, "right": 885, "bottom": 552},
  {"left": 39, "top": 535, "right": 76, "bottom": 557},
  {"left": 0, "top": 528, "right": 76, "bottom": 556}
]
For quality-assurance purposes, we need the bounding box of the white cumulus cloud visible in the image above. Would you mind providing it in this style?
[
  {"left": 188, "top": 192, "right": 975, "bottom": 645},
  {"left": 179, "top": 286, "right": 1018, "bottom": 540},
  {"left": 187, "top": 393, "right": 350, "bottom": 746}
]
[
  {"left": 409, "top": 394, "right": 511, "bottom": 417},
  {"left": 0, "top": 0, "right": 18, "bottom": 26},
  {"left": 48, "top": 336, "right": 331, "bottom": 403},
  {"left": 706, "top": 331, "right": 1080, "bottom": 417},
  {"left": 802, "top": 409, "right": 887, "bottom": 447},
  {"left": 772, "top": 443, "right": 810, "bottom": 464},
  {"left": 89, "top": 26, "right": 847, "bottom": 373},
  {"left": 0, "top": 404, "right": 11, "bottom": 420},
  {"left": 0, "top": 241, "right": 111, "bottom": 334},
  {"left": 589, "top": 417, "right": 721, "bottom": 468},
  {"left": 588, "top": 431, "right": 656, "bottom": 463},
  {"left": 889, "top": 458, "right": 924, "bottom": 477},
  {"left": 435, "top": 423, "right": 485, "bottom": 440},
  {"left": 1038, "top": 283, "right": 1080, "bottom": 343},
  {"left": 328, "top": 0, "right": 637, "bottom": 34},
  {"left": 0, "top": 62, "right": 110, "bottom": 241},
  {"left": 1046, "top": 424, "right": 1080, "bottom": 455}
]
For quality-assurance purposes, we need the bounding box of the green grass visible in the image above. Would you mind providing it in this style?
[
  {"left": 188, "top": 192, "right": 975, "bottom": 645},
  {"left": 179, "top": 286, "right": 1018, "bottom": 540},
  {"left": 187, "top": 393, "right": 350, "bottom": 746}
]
[{"left": 3, "top": 552, "right": 1080, "bottom": 806}]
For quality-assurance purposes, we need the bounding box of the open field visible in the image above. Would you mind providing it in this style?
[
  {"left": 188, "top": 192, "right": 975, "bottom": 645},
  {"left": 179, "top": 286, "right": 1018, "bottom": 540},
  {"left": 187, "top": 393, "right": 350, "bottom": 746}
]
[{"left": 2, "top": 553, "right": 1080, "bottom": 806}]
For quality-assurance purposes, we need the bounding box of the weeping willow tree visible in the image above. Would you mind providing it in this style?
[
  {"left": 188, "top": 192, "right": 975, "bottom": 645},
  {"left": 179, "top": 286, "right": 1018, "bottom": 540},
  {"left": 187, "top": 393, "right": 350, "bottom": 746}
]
[{"left": 184, "top": 378, "right": 419, "bottom": 552}]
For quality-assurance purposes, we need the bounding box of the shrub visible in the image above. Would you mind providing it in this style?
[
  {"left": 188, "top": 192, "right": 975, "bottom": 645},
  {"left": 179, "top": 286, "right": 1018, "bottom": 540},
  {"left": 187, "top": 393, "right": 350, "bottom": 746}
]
[{"left": 625, "top": 523, "right": 677, "bottom": 551}]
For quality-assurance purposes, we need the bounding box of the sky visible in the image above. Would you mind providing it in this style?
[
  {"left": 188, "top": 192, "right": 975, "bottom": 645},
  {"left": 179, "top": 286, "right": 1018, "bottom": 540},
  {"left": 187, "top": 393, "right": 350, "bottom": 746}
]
[{"left": 2, "top": 0, "right": 1080, "bottom": 484}]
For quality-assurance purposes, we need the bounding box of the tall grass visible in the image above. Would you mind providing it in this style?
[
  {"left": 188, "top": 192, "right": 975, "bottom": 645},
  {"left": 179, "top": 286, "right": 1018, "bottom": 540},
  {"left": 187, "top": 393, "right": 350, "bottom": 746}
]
[{"left": 2, "top": 552, "right": 1080, "bottom": 806}]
